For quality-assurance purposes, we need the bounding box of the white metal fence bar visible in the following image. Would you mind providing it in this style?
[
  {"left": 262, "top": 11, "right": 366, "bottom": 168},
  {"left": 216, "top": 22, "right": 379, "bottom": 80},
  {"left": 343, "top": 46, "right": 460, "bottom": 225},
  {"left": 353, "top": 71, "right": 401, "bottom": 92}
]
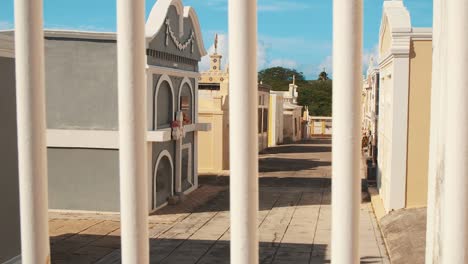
[
  {"left": 116, "top": 0, "right": 149, "bottom": 262},
  {"left": 14, "top": 0, "right": 51, "bottom": 262},
  {"left": 228, "top": 0, "right": 259, "bottom": 262},
  {"left": 331, "top": 0, "right": 363, "bottom": 263},
  {"left": 441, "top": 0, "right": 468, "bottom": 262}
]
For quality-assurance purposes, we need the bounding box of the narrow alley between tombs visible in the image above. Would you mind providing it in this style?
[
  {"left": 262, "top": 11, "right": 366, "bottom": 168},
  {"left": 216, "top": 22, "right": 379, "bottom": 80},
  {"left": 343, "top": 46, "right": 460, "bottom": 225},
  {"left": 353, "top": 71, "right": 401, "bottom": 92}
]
[{"left": 48, "top": 138, "right": 388, "bottom": 264}]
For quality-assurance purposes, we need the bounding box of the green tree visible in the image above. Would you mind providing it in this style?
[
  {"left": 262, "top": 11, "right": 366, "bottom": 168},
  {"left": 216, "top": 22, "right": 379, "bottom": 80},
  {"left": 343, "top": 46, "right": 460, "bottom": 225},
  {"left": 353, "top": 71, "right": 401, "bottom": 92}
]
[
  {"left": 258, "top": 67, "right": 307, "bottom": 91},
  {"left": 318, "top": 71, "right": 329, "bottom": 81},
  {"left": 258, "top": 67, "right": 332, "bottom": 116},
  {"left": 298, "top": 74, "right": 332, "bottom": 116}
]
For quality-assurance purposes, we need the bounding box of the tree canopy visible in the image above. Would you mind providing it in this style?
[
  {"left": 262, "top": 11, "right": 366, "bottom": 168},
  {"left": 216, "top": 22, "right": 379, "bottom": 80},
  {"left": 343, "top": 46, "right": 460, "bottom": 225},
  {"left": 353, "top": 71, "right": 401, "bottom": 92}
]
[
  {"left": 258, "top": 66, "right": 332, "bottom": 116},
  {"left": 318, "top": 71, "right": 329, "bottom": 81},
  {"left": 298, "top": 79, "right": 332, "bottom": 116},
  {"left": 258, "top": 67, "right": 307, "bottom": 91}
]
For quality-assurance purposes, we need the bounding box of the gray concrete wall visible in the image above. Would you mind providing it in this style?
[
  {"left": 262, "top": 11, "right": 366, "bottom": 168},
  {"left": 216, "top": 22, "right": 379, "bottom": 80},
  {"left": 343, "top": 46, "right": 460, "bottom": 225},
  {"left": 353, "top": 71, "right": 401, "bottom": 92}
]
[
  {"left": 48, "top": 148, "right": 120, "bottom": 212},
  {"left": 0, "top": 57, "right": 21, "bottom": 263},
  {"left": 45, "top": 37, "right": 118, "bottom": 130}
]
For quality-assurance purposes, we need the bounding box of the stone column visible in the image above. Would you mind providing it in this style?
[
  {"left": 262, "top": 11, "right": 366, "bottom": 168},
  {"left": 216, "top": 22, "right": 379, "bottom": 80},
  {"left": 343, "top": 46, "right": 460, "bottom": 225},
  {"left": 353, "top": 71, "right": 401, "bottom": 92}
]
[
  {"left": 228, "top": 0, "right": 259, "bottom": 262},
  {"left": 441, "top": 0, "right": 468, "bottom": 262},
  {"left": 116, "top": 0, "right": 149, "bottom": 262},
  {"left": 14, "top": 0, "right": 50, "bottom": 262},
  {"left": 331, "top": 0, "right": 363, "bottom": 263}
]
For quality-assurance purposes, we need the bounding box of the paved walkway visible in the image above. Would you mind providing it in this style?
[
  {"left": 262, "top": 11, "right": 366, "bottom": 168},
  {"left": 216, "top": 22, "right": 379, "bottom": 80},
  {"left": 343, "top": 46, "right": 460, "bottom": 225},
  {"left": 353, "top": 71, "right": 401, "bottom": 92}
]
[
  {"left": 379, "top": 207, "right": 426, "bottom": 264},
  {"left": 48, "top": 138, "right": 389, "bottom": 263}
]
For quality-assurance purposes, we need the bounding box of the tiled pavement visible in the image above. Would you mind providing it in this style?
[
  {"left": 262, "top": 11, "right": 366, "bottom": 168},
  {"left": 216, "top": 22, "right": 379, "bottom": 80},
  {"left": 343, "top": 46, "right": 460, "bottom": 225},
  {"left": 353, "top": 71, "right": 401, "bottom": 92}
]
[{"left": 48, "top": 138, "right": 389, "bottom": 263}]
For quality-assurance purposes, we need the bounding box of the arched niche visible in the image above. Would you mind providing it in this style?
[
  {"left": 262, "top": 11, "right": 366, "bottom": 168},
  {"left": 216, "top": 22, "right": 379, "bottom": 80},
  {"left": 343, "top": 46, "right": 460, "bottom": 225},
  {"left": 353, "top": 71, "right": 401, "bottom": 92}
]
[
  {"left": 154, "top": 75, "right": 175, "bottom": 130},
  {"left": 178, "top": 78, "right": 194, "bottom": 123},
  {"left": 153, "top": 150, "right": 174, "bottom": 209}
]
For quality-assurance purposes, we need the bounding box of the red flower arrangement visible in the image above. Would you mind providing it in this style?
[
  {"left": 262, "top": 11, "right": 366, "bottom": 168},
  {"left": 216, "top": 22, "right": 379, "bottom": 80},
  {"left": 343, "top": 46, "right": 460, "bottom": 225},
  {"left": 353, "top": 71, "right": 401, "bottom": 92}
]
[{"left": 171, "top": 120, "right": 180, "bottom": 128}]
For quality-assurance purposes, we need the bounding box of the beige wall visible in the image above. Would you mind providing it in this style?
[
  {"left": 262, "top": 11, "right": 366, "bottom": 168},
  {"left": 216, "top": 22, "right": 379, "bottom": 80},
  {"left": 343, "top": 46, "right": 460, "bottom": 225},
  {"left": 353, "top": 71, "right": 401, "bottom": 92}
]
[
  {"left": 198, "top": 83, "right": 270, "bottom": 173},
  {"left": 405, "top": 40, "right": 432, "bottom": 208},
  {"left": 380, "top": 19, "right": 392, "bottom": 55},
  {"left": 377, "top": 60, "right": 394, "bottom": 210},
  {"left": 198, "top": 110, "right": 229, "bottom": 173}
]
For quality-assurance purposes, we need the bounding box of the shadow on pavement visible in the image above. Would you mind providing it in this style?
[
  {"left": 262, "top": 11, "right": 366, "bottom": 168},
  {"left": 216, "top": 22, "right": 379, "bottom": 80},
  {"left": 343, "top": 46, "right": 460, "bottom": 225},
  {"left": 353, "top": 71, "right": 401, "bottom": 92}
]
[
  {"left": 50, "top": 233, "right": 325, "bottom": 264},
  {"left": 259, "top": 157, "right": 331, "bottom": 172},
  {"left": 50, "top": 233, "right": 385, "bottom": 263},
  {"left": 262, "top": 145, "right": 332, "bottom": 154}
]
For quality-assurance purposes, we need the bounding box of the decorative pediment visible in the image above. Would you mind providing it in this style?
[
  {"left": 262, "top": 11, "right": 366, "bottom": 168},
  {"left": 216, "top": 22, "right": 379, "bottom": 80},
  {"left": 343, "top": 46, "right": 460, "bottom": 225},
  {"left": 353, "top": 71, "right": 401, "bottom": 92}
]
[
  {"left": 145, "top": 0, "right": 207, "bottom": 58},
  {"left": 379, "top": 1, "right": 412, "bottom": 57}
]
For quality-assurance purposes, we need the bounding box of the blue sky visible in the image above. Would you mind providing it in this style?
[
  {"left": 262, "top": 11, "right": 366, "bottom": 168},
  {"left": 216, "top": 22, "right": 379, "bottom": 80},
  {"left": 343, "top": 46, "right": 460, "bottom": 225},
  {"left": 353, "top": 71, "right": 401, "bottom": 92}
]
[{"left": 0, "top": 0, "right": 432, "bottom": 79}]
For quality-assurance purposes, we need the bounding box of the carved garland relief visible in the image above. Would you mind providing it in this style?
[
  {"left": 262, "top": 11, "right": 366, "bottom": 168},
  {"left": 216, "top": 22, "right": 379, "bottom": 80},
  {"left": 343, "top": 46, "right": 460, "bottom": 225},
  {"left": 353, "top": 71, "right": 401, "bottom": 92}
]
[{"left": 165, "top": 18, "right": 195, "bottom": 53}]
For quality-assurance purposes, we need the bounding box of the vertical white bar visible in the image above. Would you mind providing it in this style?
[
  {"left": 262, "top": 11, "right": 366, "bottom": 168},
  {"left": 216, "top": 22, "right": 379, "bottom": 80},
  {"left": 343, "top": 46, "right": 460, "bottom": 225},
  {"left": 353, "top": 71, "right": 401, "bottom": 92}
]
[
  {"left": 228, "top": 0, "right": 259, "bottom": 262},
  {"left": 14, "top": 0, "right": 50, "bottom": 263},
  {"left": 331, "top": 0, "right": 362, "bottom": 263},
  {"left": 425, "top": 0, "right": 446, "bottom": 262},
  {"left": 116, "top": 0, "right": 149, "bottom": 262},
  {"left": 441, "top": 0, "right": 468, "bottom": 262},
  {"left": 194, "top": 78, "right": 199, "bottom": 188}
]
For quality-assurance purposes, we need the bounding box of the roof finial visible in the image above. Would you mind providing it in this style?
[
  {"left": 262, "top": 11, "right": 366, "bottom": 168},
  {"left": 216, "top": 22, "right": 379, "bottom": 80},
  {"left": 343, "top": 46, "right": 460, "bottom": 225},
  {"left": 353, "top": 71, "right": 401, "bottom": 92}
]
[
  {"left": 293, "top": 75, "right": 296, "bottom": 85},
  {"left": 214, "top": 33, "right": 218, "bottom": 54}
]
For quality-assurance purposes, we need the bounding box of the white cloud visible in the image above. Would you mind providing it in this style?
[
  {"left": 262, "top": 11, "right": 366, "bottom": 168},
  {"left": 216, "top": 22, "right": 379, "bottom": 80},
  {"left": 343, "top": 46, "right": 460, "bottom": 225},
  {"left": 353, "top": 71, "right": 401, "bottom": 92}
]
[
  {"left": 362, "top": 45, "right": 379, "bottom": 72},
  {"left": 186, "top": 0, "right": 311, "bottom": 12},
  {"left": 257, "top": 40, "right": 269, "bottom": 69},
  {"left": 260, "top": 35, "right": 330, "bottom": 54},
  {"left": 200, "top": 33, "right": 229, "bottom": 71},
  {"left": 268, "top": 58, "right": 298, "bottom": 69},
  {"left": 199, "top": 33, "right": 270, "bottom": 72},
  {"left": 44, "top": 23, "right": 113, "bottom": 32},
  {"left": 258, "top": 1, "right": 311, "bottom": 12},
  {"left": 310, "top": 44, "right": 379, "bottom": 79},
  {"left": 317, "top": 55, "right": 333, "bottom": 75},
  {"left": 0, "top": 21, "right": 13, "bottom": 30}
]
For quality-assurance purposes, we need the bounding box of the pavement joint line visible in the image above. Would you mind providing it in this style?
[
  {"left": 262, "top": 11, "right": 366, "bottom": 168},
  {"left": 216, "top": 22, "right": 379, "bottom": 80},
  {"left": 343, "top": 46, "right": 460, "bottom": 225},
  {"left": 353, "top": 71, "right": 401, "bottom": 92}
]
[
  {"left": 149, "top": 219, "right": 182, "bottom": 239},
  {"left": 193, "top": 214, "right": 231, "bottom": 264},
  {"left": 193, "top": 188, "right": 283, "bottom": 263},
  {"left": 368, "top": 194, "right": 392, "bottom": 262},
  {"left": 159, "top": 211, "right": 220, "bottom": 263},
  {"left": 50, "top": 219, "right": 97, "bottom": 243},
  {"left": 367, "top": 204, "right": 386, "bottom": 260},
  {"left": 56, "top": 219, "right": 106, "bottom": 243},
  {"left": 71, "top": 221, "right": 121, "bottom": 254},
  {"left": 258, "top": 193, "right": 283, "bottom": 228},
  {"left": 309, "top": 190, "right": 325, "bottom": 264},
  {"left": 270, "top": 191, "right": 305, "bottom": 264},
  {"left": 193, "top": 189, "right": 284, "bottom": 263},
  {"left": 152, "top": 212, "right": 194, "bottom": 239},
  {"left": 95, "top": 249, "right": 120, "bottom": 264}
]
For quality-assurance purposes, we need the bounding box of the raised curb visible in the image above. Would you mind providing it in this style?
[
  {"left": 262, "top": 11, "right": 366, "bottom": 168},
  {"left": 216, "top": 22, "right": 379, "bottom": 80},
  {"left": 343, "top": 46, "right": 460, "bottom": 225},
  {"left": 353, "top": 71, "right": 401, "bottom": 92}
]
[{"left": 368, "top": 186, "right": 392, "bottom": 263}]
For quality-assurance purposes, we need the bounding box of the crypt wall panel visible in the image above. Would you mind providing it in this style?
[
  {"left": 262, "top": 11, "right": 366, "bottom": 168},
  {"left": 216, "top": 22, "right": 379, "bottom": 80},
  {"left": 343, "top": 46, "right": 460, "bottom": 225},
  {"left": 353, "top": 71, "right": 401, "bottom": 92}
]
[
  {"left": 48, "top": 148, "right": 120, "bottom": 212},
  {"left": 44, "top": 38, "right": 118, "bottom": 130},
  {"left": 0, "top": 57, "right": 21, "bottom": 263}
]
